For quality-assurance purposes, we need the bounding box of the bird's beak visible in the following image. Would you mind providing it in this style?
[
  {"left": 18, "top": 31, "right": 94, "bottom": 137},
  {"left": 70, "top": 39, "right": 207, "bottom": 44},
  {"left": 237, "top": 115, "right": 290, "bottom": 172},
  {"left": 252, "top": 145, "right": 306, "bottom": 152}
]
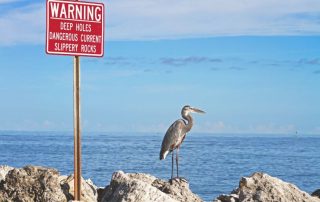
[{"left": 190, "top": 107, "right": 205, "bottom": 114}]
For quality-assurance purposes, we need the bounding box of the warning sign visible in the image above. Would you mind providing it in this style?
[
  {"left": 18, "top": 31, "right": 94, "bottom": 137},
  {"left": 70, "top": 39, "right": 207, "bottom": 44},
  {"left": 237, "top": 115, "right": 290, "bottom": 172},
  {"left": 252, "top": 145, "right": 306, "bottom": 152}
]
[{"left": 46, "top": 0, "right": 105, "bottom": 57}]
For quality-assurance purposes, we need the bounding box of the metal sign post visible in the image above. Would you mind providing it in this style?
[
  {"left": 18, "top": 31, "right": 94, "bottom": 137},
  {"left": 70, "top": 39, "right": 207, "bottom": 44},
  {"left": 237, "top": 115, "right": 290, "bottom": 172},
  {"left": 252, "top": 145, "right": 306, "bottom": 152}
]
[
  {"left": 73, "top": 55, "right": 81, "bottom": 200},
  {"left": 46, "top": 0, "right": 105, "bottom": 200},
  {"left": 73, "top": 0, "right": 81, "bottom": 200}
]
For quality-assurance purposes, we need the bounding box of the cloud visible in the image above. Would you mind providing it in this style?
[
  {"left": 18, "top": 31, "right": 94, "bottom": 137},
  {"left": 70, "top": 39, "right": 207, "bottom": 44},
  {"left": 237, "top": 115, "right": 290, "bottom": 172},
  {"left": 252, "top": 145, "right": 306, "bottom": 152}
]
[
  {"left": 0, "top": 3, "right": 45, "bottom": 45},
  {"left": 210, "top": 67, "right": 220, "bottom": 71},
  {"left": 313, "top": 70, "right": 320, "bottom": 74},
  {"left": 0, "top": 0, "right": 20, "bottom": 4},
  {"left": 83, "top": 121, "right": 168, "bottom": 133},
  {"left": 1, "top": 0, "right": 320, "bottom": 45},
  {"left": 249, "top": 123, "right": 296, "bottom": 134},
  {"left": 298, "top": 58, "right": 320, "bottom": 65},
  {"left": 198, "top": 121, "right": 229, "bottom": 133},
  {"left": 82, "top": 55, "right": 320, "bottom": 75},
  {"left": 282, "top": 12, "right": 320, "bottom": 24},
  {"left": 0, "top": 119, "right": 69, "bottom": 131},
  {"left": 229, "top": 66, "right": 246, "bottom": 71},
  {"left": 313, "top": 126, "right": 320, "bottom": 134},
  {"left": 160, "top": 56, "right": 222, "bottom": 66},
  {"left": 195, "top": 121, "right": 298, "bottom": 134},
  {"left": 143, "top": 68, "right": 152, "bottom": 73},
  {"left": 83, "top": 56, "right": 139, "bottom": 67},
  {"left": 107, "top": 0, "right": 320, "bottom": 40},
  {"left": 133, "top": 84, "right": 192, "bottom": 94},
  {"left": 247, "top": 58, "right": 320, "bottom": 70},
  {"left": 104, "top": 56, "right": 133, "bottom": 66},
  {"left": 103, "top": 56, "right": 223, "bottom": 68}
]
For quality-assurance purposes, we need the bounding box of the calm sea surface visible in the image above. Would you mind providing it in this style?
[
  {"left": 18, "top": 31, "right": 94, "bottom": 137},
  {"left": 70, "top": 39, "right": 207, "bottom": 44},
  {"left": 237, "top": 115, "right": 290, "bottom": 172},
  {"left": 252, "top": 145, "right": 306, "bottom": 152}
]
[{"left": 0, "top": 131, "right": 319, "bottom": 201}]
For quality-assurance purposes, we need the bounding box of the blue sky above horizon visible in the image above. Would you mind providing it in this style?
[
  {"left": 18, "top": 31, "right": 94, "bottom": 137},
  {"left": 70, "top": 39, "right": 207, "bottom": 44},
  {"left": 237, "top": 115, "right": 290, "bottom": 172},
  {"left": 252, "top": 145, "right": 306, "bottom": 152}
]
[{"left": 0, "top": 0, "right": 319, "bottom": 134}]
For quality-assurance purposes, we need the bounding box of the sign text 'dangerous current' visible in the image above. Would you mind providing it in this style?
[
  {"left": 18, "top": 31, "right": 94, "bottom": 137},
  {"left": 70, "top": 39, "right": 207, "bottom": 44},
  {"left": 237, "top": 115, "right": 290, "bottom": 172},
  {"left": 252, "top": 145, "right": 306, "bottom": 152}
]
[{"left": 46, "top": 0, "right": 104, "bottom": 57}]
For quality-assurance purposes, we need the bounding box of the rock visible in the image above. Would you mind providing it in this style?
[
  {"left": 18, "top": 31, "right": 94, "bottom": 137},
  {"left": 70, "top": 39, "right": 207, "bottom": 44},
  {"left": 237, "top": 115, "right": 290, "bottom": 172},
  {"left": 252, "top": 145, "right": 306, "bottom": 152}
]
[
  {"left": 0, "top": 165, "right": 67, "bottom": 202},
  {"left": 61, "top": 174, "right": 98, "bottom": 202},
  {"left": 1, "top": 166, "right": 201, "bottom": 202},
  {"left": 6, "top": 166, "right": 318, "bottom": 202},
  {"left": 213, "top": 172, "right": 320, "bottom": 202},
  {"left": 0, "top": 165, "right": 14, "bottom": 182},
  {"left": 312, "top": 189, "right": 320, "bottom": 199},
  {"left": 99, "top": 171, "right": 203, "bottom": 202},
  {"left": 152, "top": 177, "right": 203, "bottom": 202},
  {"left": 214, "top": 193, "right": 239, "bottom": 202},
  {"left": 0, "top": 165, "right": 98, "bottom": 202}
]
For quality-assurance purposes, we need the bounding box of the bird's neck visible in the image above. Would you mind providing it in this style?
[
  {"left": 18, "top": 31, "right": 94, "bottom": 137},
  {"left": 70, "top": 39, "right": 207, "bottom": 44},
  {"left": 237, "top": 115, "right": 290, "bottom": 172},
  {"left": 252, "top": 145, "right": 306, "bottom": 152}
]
[{"left": 183, "top": 114, "right": 193, "bottom": 132}]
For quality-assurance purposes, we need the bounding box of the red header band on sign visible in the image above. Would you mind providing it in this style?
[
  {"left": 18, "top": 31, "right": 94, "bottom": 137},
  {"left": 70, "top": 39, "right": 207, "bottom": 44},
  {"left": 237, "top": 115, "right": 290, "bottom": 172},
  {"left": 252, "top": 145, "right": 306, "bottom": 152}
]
[
  {"left": 49, "top": 2, "right": 102, "bottom": 23},
  {"left": 46, "top": 0, "right": 105, "bottom": 57}
]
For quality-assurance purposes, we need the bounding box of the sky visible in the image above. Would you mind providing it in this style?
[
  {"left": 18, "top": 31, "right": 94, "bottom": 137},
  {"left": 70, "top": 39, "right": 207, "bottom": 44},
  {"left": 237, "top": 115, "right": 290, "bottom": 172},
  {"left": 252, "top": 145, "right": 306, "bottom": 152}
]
[{"left": 0, "top": 0, "right": 319, "bottom": 134}]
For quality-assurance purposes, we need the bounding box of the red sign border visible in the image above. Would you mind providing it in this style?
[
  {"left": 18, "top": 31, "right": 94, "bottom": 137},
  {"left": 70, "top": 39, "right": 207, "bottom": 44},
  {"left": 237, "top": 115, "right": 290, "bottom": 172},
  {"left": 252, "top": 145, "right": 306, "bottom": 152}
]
[{"left": 46, "top": 0, "right": 105, "bottom": 57}]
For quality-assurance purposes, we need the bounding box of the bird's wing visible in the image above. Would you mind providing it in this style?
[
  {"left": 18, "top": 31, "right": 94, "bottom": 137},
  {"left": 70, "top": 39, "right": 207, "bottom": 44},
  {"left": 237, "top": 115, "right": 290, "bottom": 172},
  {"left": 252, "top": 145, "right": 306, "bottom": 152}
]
[{"left": 160, "top": 119, "right": 185, "bottom": 159}]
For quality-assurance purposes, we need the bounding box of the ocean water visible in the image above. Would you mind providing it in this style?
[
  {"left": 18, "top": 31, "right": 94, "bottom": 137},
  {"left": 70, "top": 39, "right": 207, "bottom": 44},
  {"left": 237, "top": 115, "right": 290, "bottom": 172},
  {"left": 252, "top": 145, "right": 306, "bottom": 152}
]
[{"left": 1, "top": 131, "right": 319, "bottom": 201}]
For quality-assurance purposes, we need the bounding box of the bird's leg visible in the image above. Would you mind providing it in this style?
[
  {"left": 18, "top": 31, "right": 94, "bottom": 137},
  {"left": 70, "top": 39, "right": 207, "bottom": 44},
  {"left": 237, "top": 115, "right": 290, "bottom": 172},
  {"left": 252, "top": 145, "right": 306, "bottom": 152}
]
[
  {"left": 176, "top": 147, "right": 179, "bottom": 178},
  {"left": 171, "top": 150, "right": 174, "bottom": 181}
]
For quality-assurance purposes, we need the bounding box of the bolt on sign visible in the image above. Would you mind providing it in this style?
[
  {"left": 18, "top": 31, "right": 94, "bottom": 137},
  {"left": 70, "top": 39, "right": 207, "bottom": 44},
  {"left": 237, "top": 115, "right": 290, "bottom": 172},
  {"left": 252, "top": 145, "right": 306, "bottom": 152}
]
[{"left": 46, "top": 0, "right": 104, "bottom": 57}]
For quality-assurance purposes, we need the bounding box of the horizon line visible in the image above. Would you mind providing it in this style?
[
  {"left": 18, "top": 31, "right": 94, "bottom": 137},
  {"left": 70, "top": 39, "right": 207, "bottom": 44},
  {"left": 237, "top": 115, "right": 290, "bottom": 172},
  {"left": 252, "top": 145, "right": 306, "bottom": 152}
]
[{"left": 0, "top": 130, "right": 319, "bottom": 136}]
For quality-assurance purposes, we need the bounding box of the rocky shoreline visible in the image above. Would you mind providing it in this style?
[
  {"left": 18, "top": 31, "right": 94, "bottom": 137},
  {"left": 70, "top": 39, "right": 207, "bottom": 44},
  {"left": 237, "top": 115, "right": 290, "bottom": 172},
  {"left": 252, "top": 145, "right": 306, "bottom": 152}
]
[{"left": 0, "top": 165, "right": 319, "bottom": 202}]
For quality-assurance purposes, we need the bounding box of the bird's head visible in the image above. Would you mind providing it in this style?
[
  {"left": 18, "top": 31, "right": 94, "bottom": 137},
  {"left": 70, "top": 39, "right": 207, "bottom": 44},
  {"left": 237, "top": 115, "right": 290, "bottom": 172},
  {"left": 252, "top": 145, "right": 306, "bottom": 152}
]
[{"left": 181, "top": 105, "right": 205, "bottom": 117}]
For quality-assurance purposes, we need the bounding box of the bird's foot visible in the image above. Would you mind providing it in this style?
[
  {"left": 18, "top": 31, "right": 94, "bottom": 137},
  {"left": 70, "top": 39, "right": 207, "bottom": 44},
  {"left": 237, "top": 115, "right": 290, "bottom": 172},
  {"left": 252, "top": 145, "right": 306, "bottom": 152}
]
[
  {"left": 177, "top": 177, "right": 188, "bottom": 183},
  {"left": 169, "top": 177, "right": 188, "bottom": 184}
]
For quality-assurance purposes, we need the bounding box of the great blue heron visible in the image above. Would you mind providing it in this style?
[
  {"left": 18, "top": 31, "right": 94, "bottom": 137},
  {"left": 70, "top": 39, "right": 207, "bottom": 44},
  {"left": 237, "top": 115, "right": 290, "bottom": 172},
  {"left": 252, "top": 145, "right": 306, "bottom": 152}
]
[{"left": 159, "top": 105, "right": 205, "bottom": 181}]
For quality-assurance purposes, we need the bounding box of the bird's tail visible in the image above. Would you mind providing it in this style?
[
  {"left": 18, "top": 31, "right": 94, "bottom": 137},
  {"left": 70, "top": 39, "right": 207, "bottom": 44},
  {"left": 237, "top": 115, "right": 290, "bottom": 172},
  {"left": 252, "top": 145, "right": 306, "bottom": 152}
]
[{"left": 159, "top": 150, "right": 169, "bottom": 160}]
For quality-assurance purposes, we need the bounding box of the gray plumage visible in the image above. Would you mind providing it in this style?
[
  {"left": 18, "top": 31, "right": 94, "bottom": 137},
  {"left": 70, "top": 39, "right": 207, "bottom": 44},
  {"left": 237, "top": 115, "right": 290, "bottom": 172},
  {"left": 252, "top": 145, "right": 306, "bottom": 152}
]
[
  {"left": 160, "top": 119, "right": 188, "bottom": 160},
  {"left": 159, "top": 105, "right": 205, "bottom": 180}
]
